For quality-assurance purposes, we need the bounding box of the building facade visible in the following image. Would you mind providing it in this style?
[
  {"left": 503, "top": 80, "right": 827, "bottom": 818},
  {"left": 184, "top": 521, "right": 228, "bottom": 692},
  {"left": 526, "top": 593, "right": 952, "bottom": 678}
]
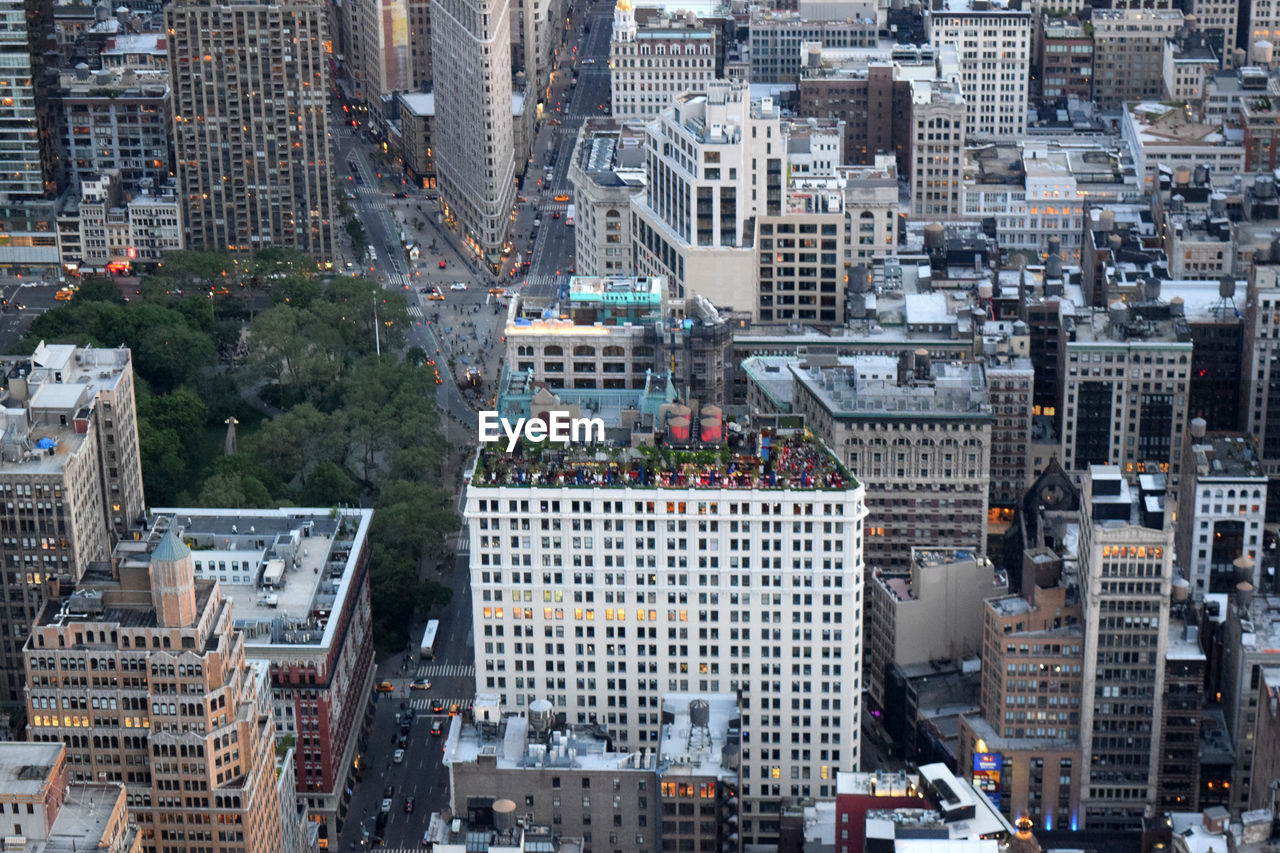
[
  {"left": 928, "top": 0, "right": 1030, "bottom": 139},
  {"left": 23, "top": 531, "right": 289, "bottom": 853},
  {"left": 432, "top": 0, "right": 516, "bottom": 257},
  {"left": 168, "top": 0, "right": 336, "bottom": 258},
  {"left": 790, "top": 357, "right": 992, "bottom": 570},
  {"left": 610, "top": 0, "right": 717, "bottom": 122},
  {"left": 465, "top": 430, "right": 866, "bottom": 846}
]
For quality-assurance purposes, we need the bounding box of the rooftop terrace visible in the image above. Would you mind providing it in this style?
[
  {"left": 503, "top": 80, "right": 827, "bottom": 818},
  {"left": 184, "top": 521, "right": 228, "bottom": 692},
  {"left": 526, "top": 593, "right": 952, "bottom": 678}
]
[{"left": 471, "top": 431, "right": 855, "bottom": 491}]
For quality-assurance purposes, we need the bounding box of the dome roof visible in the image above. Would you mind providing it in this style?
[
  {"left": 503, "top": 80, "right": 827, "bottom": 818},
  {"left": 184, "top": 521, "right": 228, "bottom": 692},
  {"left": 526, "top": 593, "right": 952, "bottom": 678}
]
[{"left": 617, "top": 0, "right": 633, "bottom": 12}]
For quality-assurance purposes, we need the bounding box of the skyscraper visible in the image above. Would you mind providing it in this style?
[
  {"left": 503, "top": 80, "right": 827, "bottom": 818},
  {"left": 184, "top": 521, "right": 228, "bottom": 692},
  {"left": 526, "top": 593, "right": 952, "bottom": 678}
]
[
  {"left": 0, "top": 343, "right": 145, "bottom": 702},
  {"left": 465, "top": 427, "right": 866, "bottom": 847},
  {"left": 0, "top": 0, "right": 62, "bottom": 272},
  {"left": 167, "top": 0, "right": 336, "bottom": 259},
  {"left": 23, "top": 531, "right": 290, "bottom": 853},
  {"left": 431, "top": 0, "right": 516, "bottom": 259}
]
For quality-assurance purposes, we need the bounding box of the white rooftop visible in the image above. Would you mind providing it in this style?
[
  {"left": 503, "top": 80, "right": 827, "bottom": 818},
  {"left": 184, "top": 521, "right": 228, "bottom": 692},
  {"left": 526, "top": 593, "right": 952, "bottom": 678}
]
[{"left": 658, "top": 693, "right": 738, "bottom": 779}]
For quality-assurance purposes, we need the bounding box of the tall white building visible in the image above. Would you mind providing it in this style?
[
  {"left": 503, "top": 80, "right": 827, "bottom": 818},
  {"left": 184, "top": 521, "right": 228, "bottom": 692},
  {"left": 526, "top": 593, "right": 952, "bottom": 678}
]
[
  {"left": 631, "top": 82, "right": 785, "bottom": 306},
  {"left": 927, "top": 0, "right": 1031, "bottom": 140},
  {"left": 1175, "top": 428, "right": 1268, "bottom": 598},
  {"left": 908, "top": 78, "right": 967, "bottom": 217},
  {"left": 1077, "top": 465, "right": 1174, "bottom": 830},
  {"left": 465, "top": 429, "right": 866, "bottom": 845},
  {"left": 432, "top": 0, "right": 516, "bottom": 256},
  {"left": 610, "top": 0, "right": 717, "bottom": 122}
]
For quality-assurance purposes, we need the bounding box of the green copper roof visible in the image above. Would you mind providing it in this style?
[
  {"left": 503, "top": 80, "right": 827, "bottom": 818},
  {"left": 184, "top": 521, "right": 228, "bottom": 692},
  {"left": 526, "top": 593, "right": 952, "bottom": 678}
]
[{"left": 151, "top": 529, "right": 191, "bottom": 563}]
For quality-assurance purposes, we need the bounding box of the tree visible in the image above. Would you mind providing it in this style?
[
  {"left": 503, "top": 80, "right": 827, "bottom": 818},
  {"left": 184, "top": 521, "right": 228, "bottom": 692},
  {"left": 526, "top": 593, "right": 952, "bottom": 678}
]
[
  {"left": 134, "top": 322, "right": 216, "bottom": 393},
  {"left": 195, "top": 469, "right": 274, "bottom": 508},
  {"left": 74, "top": 278, "right": 125, "bottom": 304},
  {"left": 301, "top": 460, "right": 359, "bottom": 507}
]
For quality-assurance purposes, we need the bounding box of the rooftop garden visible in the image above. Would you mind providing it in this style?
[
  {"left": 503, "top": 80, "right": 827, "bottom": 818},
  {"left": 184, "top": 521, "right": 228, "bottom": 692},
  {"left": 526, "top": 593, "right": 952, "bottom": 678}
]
[{"left": 472, "top": 432, "right": 855, "bottom": 491}]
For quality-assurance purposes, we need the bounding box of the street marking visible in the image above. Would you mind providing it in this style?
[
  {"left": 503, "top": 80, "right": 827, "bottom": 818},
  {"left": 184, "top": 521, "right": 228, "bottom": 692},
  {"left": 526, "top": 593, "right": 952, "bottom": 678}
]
[{"left": 415, "top": 663, "right": 475, "bottom": 677}]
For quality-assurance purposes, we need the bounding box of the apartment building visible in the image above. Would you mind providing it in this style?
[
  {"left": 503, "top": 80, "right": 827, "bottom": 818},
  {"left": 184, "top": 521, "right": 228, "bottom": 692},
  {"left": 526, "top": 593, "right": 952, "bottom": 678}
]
[
  {"left": 1091, "top": 10, "right": 1186, "bottom": 109},
  {"left": 1158, "top": 618, "right": 1206, "bottom": 812},
  {"left": 748, "top": 11, "right": 877, "bottom": 84},
  {"left": 657, "top": 694, "right": 742, "bottom": 852},
  {"left": 432, "top": 0, "right": 516, "bottom": 257},
  {"left": 445, "top": 701, "right": 660, "bottom": 844},
  {"left": 395, "top": 92, "right": 436, "bottom": 189},
  {"left": 568, "top": 120, "right": 646, "bottom": 277},
  {"left": 1122, "top": 101, "right": 1246, "bottom": 192},
  {"left": 1059, "top": 303, "right": 1193, "bottom": 483},
  {"left": 1162, "top": 33, "right": 1219, "bottom": 104},
  {"left": 121, "top": 508, "right": 375, "bottom": 834},
  {"left": 866, "top": 549, "right": 1007, "bottom": 707},
  {"left": 0, "top": 343, "right": 144, "bottom": 701},
  {"left": 963, "top": 142, "right": 1136, "bottom": 260},
  {"left": 958, "top": 582, "right": 1085, "bottom": 827},
  {"left": 907, "top": 79, "right": 967, "bottom": 217},
  {"left": 0, "top": 743, "right": 141, "bottom": 853},
  {"left": 407, "top": 0, "right": 431, "bottom": 89},
  {"left": 23, "top": 531, "right": 290, "bottom": 853},
  {"left": 928, "top": 0, "right": 1031, "bottom": 139},
  {"left": 631, "top": 83, "right": 783, "bottom": 306},
  {"left": 0, "top": 0, "right": 61, "bottom": 273},
  {"left": 1040, "top": 18, "right": 1093, "bottom": 101},
  {"left": 68, "top": 170, "right": 183, "bottom": 273},
  {"left": 790, "top": 356, "right": 992, "bottom": 570},
  {"left": 983, "top": 341, "right": 1035, "bottom": 506},
  {"left": 464, "top": 429, "right": 866, "bottom": 847},
  {"left": 610, "top": 0, "right": 717, "bottom": 122},
  {"left": 1221, "top": 590, "right": 1280, "bottom": 814},
  {"left": 60, "top": 65, "right": 171, "bottom": 191},
  {"left": 355, "top": 0, "right": 410, "bottom": 99},
  {"left": 168, "top": 0, "right": 336, "bottom": 259},
  {"left": 1076, "top": 465, "right": 1175, "bottom": 830},
  {"left": 1175, "top": 429, "right": 1267, "bottom": 597},
  {"left": 1244, "top": 255, "right": 1280, "bottom": 513}
]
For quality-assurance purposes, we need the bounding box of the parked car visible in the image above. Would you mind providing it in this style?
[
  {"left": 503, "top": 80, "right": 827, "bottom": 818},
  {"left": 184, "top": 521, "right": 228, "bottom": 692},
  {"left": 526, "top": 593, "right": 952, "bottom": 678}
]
[
  {"left": 380, "top": 799, "right": 392, "bottom": 813},
  {"left": 393, "top": 749, "right": 405, "bottom": 764}
]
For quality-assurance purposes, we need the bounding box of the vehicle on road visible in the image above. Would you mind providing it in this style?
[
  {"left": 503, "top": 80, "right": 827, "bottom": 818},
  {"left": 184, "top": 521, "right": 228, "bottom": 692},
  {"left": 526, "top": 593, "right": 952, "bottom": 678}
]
[
  {"left": 430, "top": 700, "right": 445, "bottom": 713},
  {"left": 566, "top": 204, "right": 575, "bottom": 226},
  {"left": 394, "top": 191, "right": 408, "bottom": 198},
  {"left": 410, "top": 678, "right": 432, "bottom": 690},
  {"left": 450, "top": 282, "right": 467, "bottom": 291},
  {"left": 420, "top": 620, "right": 440, "bottom": 659},
  {"left": 489, "top": 287, "right": 506, "bottom": 296},
  {"left": 438, "top": 260, "right": 447, "bottom": 269},
  {"left": 393, "top": 748, "right": 405, "bottom": 764},
  {"left": 552, "top": 212, "right": 560, "bottom": 219},
  {"left": 375, "top": 681, "right": 395, "bottom": 693},
  {"left": 384, "top": 785, "right": 395, "bottom": 798},
  {"left": 404, "top": 797, "right": 415, "bottom": 813},
  {"left": 380, "top": 799, "right": 392, "bottom": 813},
  {"left": 553, "top": 194, "right": 570, "bottom": 202},
  {"left": 427, "top": 288, "right": 446, "bottom": 301},
  {"left": 431, "top": 720, "right": 444, "bottom": 736}
]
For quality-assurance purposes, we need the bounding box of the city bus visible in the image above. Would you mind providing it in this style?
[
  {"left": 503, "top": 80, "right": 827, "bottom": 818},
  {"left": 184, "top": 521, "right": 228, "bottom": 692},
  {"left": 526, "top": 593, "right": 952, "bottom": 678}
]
[{"left": 420, "top": 619, "right": 439, "bottom": 659}]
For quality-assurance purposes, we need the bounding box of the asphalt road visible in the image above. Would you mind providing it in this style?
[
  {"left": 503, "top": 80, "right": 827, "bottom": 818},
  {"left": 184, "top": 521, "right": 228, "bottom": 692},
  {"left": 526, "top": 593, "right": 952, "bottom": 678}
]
[
  {"left": 338, "top": 546, "right": 474, "bottom": 850},
  {"left": 0, "top": 279, "right": 77, "bottom": 354}
]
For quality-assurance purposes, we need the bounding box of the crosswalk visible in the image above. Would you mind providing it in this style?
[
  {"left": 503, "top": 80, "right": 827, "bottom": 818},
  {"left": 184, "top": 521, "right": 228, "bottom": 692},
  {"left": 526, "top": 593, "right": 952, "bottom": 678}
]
[
  {"left": 409, "top": 697, "right": 474, "bottom": 712},
  {"left": 417, "top": 663, "right": 475, "bottom": 678},
  {"left": 522, "top": 274, "right": 568, "bottom": 290},
  {"left": 407, "top": 306, "right": 423, "bottom": 318}
]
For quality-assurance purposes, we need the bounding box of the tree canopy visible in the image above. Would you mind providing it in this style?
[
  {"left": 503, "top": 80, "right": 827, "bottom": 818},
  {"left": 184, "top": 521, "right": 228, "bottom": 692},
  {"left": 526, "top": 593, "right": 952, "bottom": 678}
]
[{"left": 17, "top": 251, "right": 459, "bottom": 651}]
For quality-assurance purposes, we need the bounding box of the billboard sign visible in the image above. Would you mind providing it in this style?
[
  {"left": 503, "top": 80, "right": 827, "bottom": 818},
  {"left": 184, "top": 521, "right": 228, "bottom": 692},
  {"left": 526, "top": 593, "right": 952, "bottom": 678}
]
[{"left": 973, "top": 753, "right": 1003, "bottom": 809}]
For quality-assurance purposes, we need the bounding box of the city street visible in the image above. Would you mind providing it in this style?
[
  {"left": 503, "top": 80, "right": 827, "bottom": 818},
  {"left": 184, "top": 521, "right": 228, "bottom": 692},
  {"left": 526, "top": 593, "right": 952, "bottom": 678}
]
[{"left": 338, "top": 540, "right": 475, "bottom": 850}]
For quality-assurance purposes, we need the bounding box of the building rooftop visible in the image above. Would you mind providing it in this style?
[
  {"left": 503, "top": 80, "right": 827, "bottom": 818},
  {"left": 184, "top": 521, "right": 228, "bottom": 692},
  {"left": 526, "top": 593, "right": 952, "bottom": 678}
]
[
  {"left": 792, "top": 360, "right": 992, "bottom": 420},
  {"left": 1126, "top": 102, "right": 1231, "bottom": 146},
  {"left": 398, "top": 91, "right": 435, "bottom": 117},
  {"left": 1166, "top": 620, "right": 1206, "bottom": 661},
  {"left": 471, "top": 430, "right": 855, "bottom": 491},
  {"left": 573, "top": 120, "right": 647, "bottom": 189},
  {"left": 39, "top": 784, "right": 134, "bottom": 853},
  {"left": 1189, "top": 435, "right": 1266, "bottom": 480},
  {"left": 113, "top": 508, "right": 373, "bottom": 648},
  {"left": 840, "top": 763, "right": 1015, "bottom": 840},
  {"left": 659, "top": 693, "right": 740, "bottom": 779},
  {"left": 0, "top": 743, "right": 61, "bottom": 796},
  {"left": 445, "top": 714, "right": 654, "bottom": 773},
  {"left": 931, "top": 0, "right": 1028, "bottom": 13}
]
